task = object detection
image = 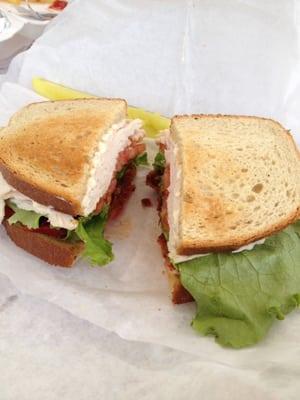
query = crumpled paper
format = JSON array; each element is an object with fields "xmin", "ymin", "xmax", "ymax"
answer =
[
  {"xmin": 0, "ymin": 272, "xmax": 285, "ymax": 400},
  {"xmin": 0, "ymin": 0, "xmax": 300, "ymax": 398}
]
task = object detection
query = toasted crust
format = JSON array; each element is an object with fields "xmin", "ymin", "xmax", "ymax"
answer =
[
  {"xmin": 0, "ymin": 98, "xmax": 127, "ymax": 216},
  {"xmin": 3, "ymin": 221, "xmax": 84, "ymax": 267},
  {"xmin": 177, "ymin": 208, "xmax": 299, "ymax": 255},
  {"xmin": 170, "ymin": 114, "xmax": 300, "ymax": 255},
  {"xmin": 0, "ymin": 162, "xmax": 75, "ymax": 214},
  {"xmin": 165, "ymin": 269, "xmax": 194, "ymax": 304},
  {"xmin": 157, "ymin": 234, "xmax": 193, "ymax": 304}
]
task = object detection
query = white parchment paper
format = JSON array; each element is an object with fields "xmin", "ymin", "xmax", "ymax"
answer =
[{"xmin": 0, "ymin": 1, "xmax": 300, "ymax": 398}]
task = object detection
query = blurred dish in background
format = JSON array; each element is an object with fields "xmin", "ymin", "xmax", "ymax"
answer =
[
  {"xmin": 0, "ymin": 8, "xmax": 26, "ymax": 73},
  {"xmin": 0, "ymin": 8, "xmax": 10, "ymax": 33},
  {"xmin": 0, "ymin": 0, "xmax": 68, "ymax": 41},
  {"xmin": 0, "ymin": 0, "xmax": 67, "ymax": 72},
  {"xmin": 3, "ymin": 1, "xmax": 52, "ymax": 2},
  {"xmin": 3, "ymin": 0, "xmax": 67, "ymax": 8},
  {"xmin": 1, "ymin": 0, "xmax": 68, "ymax": 22},
  {"xmin": 0, "ymin": 8, "xmax": 23, "ymax": 42}
]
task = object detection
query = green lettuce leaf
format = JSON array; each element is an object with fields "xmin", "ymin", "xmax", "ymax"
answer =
[
  {"xmin": 133, "ymin": 152, "xmax": 148, "ymax": 167},
  {"xmin": 7, "ymin": 202, "xmax": 42, "ymax": 229},
  {"xmin": 178, "ymin": 222, "xmax": 300, "ymax": 348},
  {"xmin": 116, "ymin": 167, "xmax": 127, "ymax": 181},
  {"xmin": 153, "ymin": 151, "xmax": 165, "ymax": 173},
  {"xmin": 65, "ymin": 229, "xmax": 81, "ymax": 242},
  {"xmin": 75, "ymin": 206, "xmax": 113, "ymax": 266}
]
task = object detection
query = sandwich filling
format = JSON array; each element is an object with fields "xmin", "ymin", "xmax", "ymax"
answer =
[
  {"xmin": 82, "ymin": 119, "xmax": 144, "ymax": 215},
  {"xmin": 0, "ymin": 174, "xmax": 78, "ymax": 230},
  {"xmin": 1, "ymin": 119, "xmax": 147, "ymax": 266}
]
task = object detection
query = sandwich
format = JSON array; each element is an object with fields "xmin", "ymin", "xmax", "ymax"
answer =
[
  {"xmin": 0, "ymin": 98, "xmax": 146, "ymax": 267},
  {"xmin": 147, "ymin": 114, "xmax": 300, "ymax": 348}
]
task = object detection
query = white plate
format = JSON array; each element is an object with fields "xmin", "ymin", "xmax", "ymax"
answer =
[
  {"xmin": 0, "ymin": 10, "xmax": 24, "ymax": 42},
  {"xmin": 0, "ymin": 1, "xmax": 62, "ymax": 27}
]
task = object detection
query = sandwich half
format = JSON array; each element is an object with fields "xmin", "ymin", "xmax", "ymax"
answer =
[
  {"xmin": 0, "ymin": 98, "xmax": 147, "ymax": 267},
  {"xmin": 147, "ymin": 114, "xmax": 300, "ymax": 347}
]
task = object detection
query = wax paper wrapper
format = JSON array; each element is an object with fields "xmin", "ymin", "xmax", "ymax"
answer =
[{"xmin": 0, "ymin": 0, "xmax": 300, "ymax": 398}]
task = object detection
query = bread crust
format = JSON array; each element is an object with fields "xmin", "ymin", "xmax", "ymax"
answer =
[
  {"xmin": 6, "ymin": 98, "xmax": 127, "ymax": 126},
  {"xmin": 3, "ymin": 221, "xmax": 84, "ymax": 267},
  {"xmin": 177, "ymin": 206, "xmax": 299, "ymax": 255},
  {"xmin": 0, "ymin": 162, "xmax": 77, "ymax": 215},
  {"xmin": 170, "ymin": 114, "xmax": 300, "ymax": 255},
  {"xmin": 172, "ymin": 113, "xmax": 300, "ymax": 160},
  {"xmin": 172, "ymin": 114, "xmax": 300, "ymax": 160},
  {"xmin": 156, "ymin": 233, "xmax": 193, "ymax": 304},
  {"xmin": 166, "ymin": 269, "xmax": 194, "ymax": 304}
]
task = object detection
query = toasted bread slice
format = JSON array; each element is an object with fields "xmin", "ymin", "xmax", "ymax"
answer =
[
  {"xmin": 0, "ymin": 98, "xmax": 127, "ymax": 216},
  {"xmin": 3, "ymin": 220, "xmax": 84, "ymax": 267},
  {"xmin": 169, "ymin": 115, "xmax": 300, "ymax": 255}
]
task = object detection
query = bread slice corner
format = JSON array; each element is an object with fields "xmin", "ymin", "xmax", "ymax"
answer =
[
  {"xmin": 3, "ymin": 221, "xmax": 84, "ymax": 267},
  {"xmin": 170, "ymin": 114, "xmax": 300, "ymax": 255}
]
